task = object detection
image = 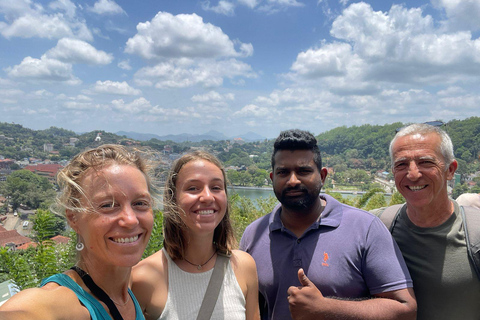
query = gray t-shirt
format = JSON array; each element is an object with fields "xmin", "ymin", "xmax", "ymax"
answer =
[{"xmin": 390, "ymin": 201, "xmax": 480, "ymax": 320}]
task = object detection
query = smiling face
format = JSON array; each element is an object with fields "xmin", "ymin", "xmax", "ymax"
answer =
[
  {"xmin": 68, "ymin": 164, "xmax": 154, "ymax": 268},
  {"xmin": 392, "ymin": 132, "xmax": 457, "ymax": 210},
  {"xmin": 175, "ymin": 159, "xmax": 227, "ymax": 237},
  {"xmin": 271, "ymin": 149, "xmax": 327, "ymax": 211}
]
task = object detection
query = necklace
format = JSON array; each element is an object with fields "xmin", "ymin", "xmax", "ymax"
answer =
[{"xmin": 184, "ymin": 250, "xmax": 217, "ymax": 270}]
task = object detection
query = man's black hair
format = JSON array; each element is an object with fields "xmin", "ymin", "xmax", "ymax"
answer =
[{"xmin": 271, "ymin": 129, "xmax": 322, "ymax": 171}]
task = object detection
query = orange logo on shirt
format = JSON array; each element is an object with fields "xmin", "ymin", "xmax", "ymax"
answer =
[{"xmin": 322, "ymin": 252, "xmax": 329, "ymax": 267}]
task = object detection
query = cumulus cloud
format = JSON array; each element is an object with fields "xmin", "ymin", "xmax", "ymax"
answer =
[
  {"xmin": 92, "ymin": 80, "xmax": 142, "ymax": 95},
  {"xmin": 0, "ymin": 1, "xmax": 93, "ymax": 41},
  {"xmin": 432, "ymin": 0, "xmax": 480, "ymax": 31},
  {"xmin": 6, "ymin": 56, "xmax": 81, "ymax": 84},
  {"xmin": 49, "ymin": 0, "xmax": 77, "ymax": 18},
  {"xmin": 191, "ymin": 90, "xmax": 235, "ymax": 102},
  {"xmin": 45, "ymin": 38, "xmax": 113, "ymax": 65},
  {"xmin": 111, "ymin": 97, "xmax": 151, "ymax": 113},
  {"xmin": 287, "ymin": 2, "xmax": 480, "ymax": 89},
  {"xmin": 134, "ymin": 59, "xmax": 256, "ymax": 89},
  {"xmin": 125, "ymin": 12, "xmax": 252, "ymax": 60},
  {"xmin": 202, "ymin": 1, "xmax": 235, "ymax": 16},
  {"xmin": 118, "ymin": 59, "xmax": 132, "ymax": 70},
  {"xmin": 88, "ymin": 0, "xmax": 126, "ymax": 15}
]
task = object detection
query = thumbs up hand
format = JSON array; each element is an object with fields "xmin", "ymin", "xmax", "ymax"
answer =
[{"xmin": 287, "ymin": 268, "xmax": 325, "ymax": 320}]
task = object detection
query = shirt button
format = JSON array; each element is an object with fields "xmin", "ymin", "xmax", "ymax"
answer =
[{"xmin": 296, "ymin": 239, "xmax": 301, "ymax": 244}]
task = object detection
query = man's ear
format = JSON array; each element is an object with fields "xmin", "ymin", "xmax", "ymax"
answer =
[
  {"xmin": 320, "ymin": 167, "xmax": 328, "ymax": 184},
  {"xmin": 270, "ymin": 172, "xmax": 273, "ymax": 182},
  {"xmin": 66, "ymin": 210, "xmax": 79, "ymax": 232},
  {"xmin": 446, "ymin": 159, "xmax": 458, "ymax": 180}
]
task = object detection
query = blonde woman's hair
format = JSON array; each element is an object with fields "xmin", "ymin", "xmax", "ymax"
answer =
[{"xmin": 53, "ymin": 144, "xmax": 159, "ymax": 216}]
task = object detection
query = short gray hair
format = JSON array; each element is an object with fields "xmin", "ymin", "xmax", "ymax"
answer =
[{"xmin": 389, "ymin": 123, "xmax": 455, "ymax": 167}]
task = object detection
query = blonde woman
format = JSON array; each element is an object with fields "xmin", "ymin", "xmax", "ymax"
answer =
[{"xmin": 0, "ymin": 145, "xmax": 157, "ymax": 320}]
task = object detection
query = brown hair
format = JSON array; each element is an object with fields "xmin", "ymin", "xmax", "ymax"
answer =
[
  {"xmin": 163, "ymin": 150, "xmax": 236, "ymax": 260},
  {"xmin": 53, "ymin": 144, "xmax": 159, "ymax": 216}
]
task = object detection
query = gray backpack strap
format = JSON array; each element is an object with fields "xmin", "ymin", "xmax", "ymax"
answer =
[
  {"xmin": 196, "ymin": 252, "xmax": 230, "ymax": 320},
  {"xmin": 378, "ymin": 204, "xmax": 405, "ymax": 232},
  {"xmin": 460, "ymin": 206, "xmax": 480, "ymax": 280}
]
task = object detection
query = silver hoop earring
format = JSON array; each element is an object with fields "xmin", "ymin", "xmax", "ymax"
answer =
[{"xmin": 76, "ymin": 242, "xmax": 84, "ymax": 251}]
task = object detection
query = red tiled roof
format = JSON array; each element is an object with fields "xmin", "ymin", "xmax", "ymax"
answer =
[
  {"xmin": 23, "ymin": 164, "xmax": 63, "ymax": 177},
  {"xmin": 51, "ymin": 235, "xmax": 70, "ymax": 244},
  {"xmin": 0, "ymin": 230, "xmax": 31, "ymax": 247},
  {"xmin": 15, "ymin": 242, "xmax": 37, "ymax": 250},
  {"xmin": 0, "ymin": 225, "xmax": 6, "ymax": 232}
]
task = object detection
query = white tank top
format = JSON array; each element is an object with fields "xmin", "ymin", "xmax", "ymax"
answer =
[{"xmin": 159, "ymin": 249, "xmax": 246, "ymax": 320}]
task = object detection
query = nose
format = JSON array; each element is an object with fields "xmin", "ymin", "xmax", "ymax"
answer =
[
  {"xmin": 118, "ymin": 206, "xmax": 139, "ymax": 228},
  {"xmin": 406, "ymin": 161, "xmax": 422, "ymax": 181},
  {"xmin": 286, "ymin": 172, "xmax": 301, "ymax": 187},
  {"xmin": 199, "ymin": 187, "xmax": 214, "ymax": 203}
]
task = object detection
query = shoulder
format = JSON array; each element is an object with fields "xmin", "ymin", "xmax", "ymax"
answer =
[
  {"xmin": 230, "ymin": 250, "xmax": 258, "ymax": 296},
  {"xmin": 132, "ymin": 250, "xmax": 167, "ymax": 284},
  {"xmin": 231, "ymin": 250, "xmax": 257, "ymax": 270},
  {"xmin": 0, "ymin": 281, "xmax": 88, "ymax": 320}
]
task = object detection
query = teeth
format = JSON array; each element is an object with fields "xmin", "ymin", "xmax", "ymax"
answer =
[
  {"xmin": 197, "ymin": 210, "xmax": 214, "ymax": 215},
  {"xmin": 409, "ymin": 185, "xmax": 426, "ymax": 191},
  {"xmin": 113, "ymin": 235, "xmax": 139, "ymax": 243}
]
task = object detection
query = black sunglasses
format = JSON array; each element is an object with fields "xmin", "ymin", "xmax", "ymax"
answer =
[{"xmin": 395, "ymin": 120, "xmax": 444, "ymax": 133}]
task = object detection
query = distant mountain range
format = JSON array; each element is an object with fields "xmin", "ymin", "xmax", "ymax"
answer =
[{"xmin": 116, "ymin": 130, "xmax": 267, "ymax": 143}]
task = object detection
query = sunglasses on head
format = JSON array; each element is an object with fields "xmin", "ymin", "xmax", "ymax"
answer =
[{"xmin": 395, "ymin": 120, "xmax": 444, "ymax": 133}]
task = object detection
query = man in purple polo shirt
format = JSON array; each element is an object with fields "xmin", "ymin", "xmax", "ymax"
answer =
[{"xmin": 240, "ymin": 129, "xmax": 416, "ymax": 320}]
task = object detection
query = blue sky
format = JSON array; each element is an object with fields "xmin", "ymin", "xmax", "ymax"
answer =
[{"xmin": 1, "ymin": 0, "xmax": 479, "ymax": 138}]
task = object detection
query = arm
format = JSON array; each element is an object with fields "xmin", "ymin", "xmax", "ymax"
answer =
[
  {"xmin": 0, "ymin": 284, "xmax": 88, "ymax": 320},
  {"xmin": 288, "ymin": 269, "xmax": 416, "ymax": 320},
  {"xmin": 231, "ymin": 250, "xmax": 260, "ymax": 320},
  {"xmin": 131, "ymin": 250, "xmax": 168, "ymax": 320}
]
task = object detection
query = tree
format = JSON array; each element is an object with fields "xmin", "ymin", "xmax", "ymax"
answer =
[{"xmin": 4, "ymin": 170, "xmax": 56, "ymax": 210}]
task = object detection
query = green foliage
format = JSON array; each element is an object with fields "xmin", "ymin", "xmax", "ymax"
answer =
[
  {"xmin": 229, "ymin": 193, "xmax": 277, "ymax": 242},
  {"xmin": 389, "ymin": 192, "xmax": 405, "ymax": 206},
  {"xmin": 143, "ymin": 210, "xmax": 164, "ymax": 258},
  {"xmin": 32, "ymin": 209, "xmax": 58, "ymax": 242},
  {"xmin": 3, "ymin": 170, "xmax": 56, "ymax": 210}
]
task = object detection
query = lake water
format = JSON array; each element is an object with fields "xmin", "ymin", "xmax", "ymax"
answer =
[{"xmin": 228, "ymin": 187, "xmax": 390, "ymax": 202}]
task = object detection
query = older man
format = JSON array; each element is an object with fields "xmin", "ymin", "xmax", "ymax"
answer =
[
  {"xmin": 241, "ymin": 129, "xmax": 416, "ymax": 320},
  {"xmin": 376, "ymin": 123, "xmax": 480, "ymax": 320}
]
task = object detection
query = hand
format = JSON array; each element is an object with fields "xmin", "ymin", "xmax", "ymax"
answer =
[{"xmin": 287, "ymin": 268, "xmax": 325, "ymax": 320}]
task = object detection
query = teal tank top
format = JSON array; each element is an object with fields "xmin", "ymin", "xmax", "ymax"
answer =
[{"xmin": 41, "ymin": 273, "xmax": 144, "ymax": 320}]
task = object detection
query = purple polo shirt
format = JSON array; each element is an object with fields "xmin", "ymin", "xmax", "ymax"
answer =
[{"xmin": 240, "ymin": 194, "xmax": 412, "ymax": 320}]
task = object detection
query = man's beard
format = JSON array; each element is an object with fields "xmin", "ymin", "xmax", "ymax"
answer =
[{"xmin": 276, "ymin": 185, "xmax": 321, "ymax": 210}]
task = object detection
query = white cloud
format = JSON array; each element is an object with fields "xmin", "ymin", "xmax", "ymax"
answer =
[
  {"xmin": 63, "ymin": 101, "xmax": 98, "ymax": 110},
  {"xmin": 287, "ymin": 2, "xmax": 480, "ymax": 90},
  {"xmin": 88, "ymin": 0, "xmax": 126, "ymax": 15},
  {"xmin": 432, "ymin": 0, "xmax": 480, "ymax": 31},
  {"xmin": 111, "ymin": 97, "xmax": 151, "ymax": 113},
  {"xmin": 45, "ymin": 38, "xmax": 113, "ymax": 65},
  {"xmin": 202, "ymin": 1, "xmax": 236, "ymax": 16},
  {"xmin": 6, "ymin": 56, "xmax": 81, "ymax": 84},
  {"xmin": 0, "ymin": 11, "xmax": 93, "ymax": 41},
  {"xmin": 49, "ymin": 0, "xmax": 77, "ymax": 18},
  {"xmin": 134, "ymin": 59, "xmax": 256, "ymax": 89},
  {"xmin": 234, "ymin": 104, "xmax": 273, "ymax": 117},
  {"xmin": 118, "ymin": 59, "xmax": 132, "ymax": 70},
  {"xmin": 191, "ymin": 90, "xmax": 235, "ymax": 102},
  {"xmin": 92, "ymin": 80, "xmax": 142, "ymax": 95},
  {"xmin": 125, "ymin": 12, "xmax": 251, "ymax": 60}
]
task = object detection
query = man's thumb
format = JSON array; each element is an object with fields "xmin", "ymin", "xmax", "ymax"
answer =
[{"xmin": 298, "ymin": 268, "xmax": 311, "ymax": 287}]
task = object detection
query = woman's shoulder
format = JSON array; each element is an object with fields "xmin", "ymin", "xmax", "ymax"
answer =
[
  {"xmin": 230, "ymin": 249, "xmax": 257, "ymax": 273},
  {"xmin": 0, "ymin": 279, "xmax": 88, "ymax": 320},
  {"xmin": 133, "ymin": 249, "xmax": 167, "ymax": 279}
]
